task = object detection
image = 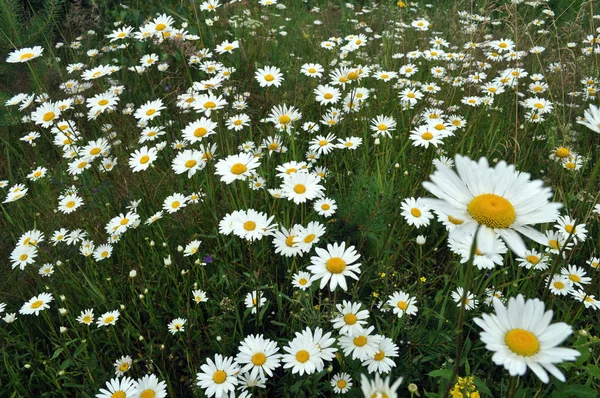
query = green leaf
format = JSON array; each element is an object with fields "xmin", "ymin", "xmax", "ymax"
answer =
[
  {"xmin": 558, "ymin": 384, "xmax": 598, "ymax": 398},
  {"xmin": 585, "ymin": 364, "xmax": 600, "ymax": 379},
  {"xmin": 427, "ymin": 369, "xmax": 452, "ymax": 379},
  {"xmin": 473, "ymin": 376, "xmax": 493, "ymax": 397}
]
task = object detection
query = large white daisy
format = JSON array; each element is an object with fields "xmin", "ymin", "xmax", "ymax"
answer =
[
  {"xmin": 422, "ymin": 154, "xmax": 562, "ymax": 257},
  {"xmin": 474, "ymin": 294, "xmax": 580, "ymax": 383},
  {"xmin": 307, "ymin": 242, "xmax": 361, "ymax": 291}
]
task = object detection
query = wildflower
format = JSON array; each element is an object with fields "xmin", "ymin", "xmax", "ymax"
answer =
[
  {"xmin": 308, "ymin": 242, "xmax": 361, "ymax": 292},
  {"xmin": 19, "ymin": 293, "xmax": 53, "ymax": 316},
  {"xmin": 167, "ymin": 318, "xmax": 187, "ymax": 334},
  {"xmin": 6, "ymin": 46, "xmax": 44, "ymax": 63},
  {"xmin": 387, "ymin": 291, "xmax": 418, "ymax": 318},
  {"xmin": 196, "ymin": 354, "xmax": 240, "ymax": 398}
]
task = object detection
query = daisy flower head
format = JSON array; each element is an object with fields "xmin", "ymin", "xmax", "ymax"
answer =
[
  {"xmin": 401, "ymin": 197, "xmax": 433, "ymax": 228},
  {"xmin": 570, "ymin": 290, "xmax": 600, "ymax": 310},
  {"xmin": 10, "ymin": 245, "xmax": 38, "ymax": 270},
  {"xmin": 577, "ymin": 103, "xmax": 600, "ymax": 133},
  {"xmin": 236, "ymin": 334, "xmax": 281, "ymax": 380},
  {"xmin": 309, "ymin": 133, "xmax": 337, "ymax": 155},
  {"xmin": 96, "ymin": 376, "xmax": 137, "ymax": 398},
  {"xmin": 281, "ymin": 330, "xmax": 322, "ymax": 376},
  {"xmin": 474, "ymin": 294, "xmax": 580, "ymax": 383},
  {"xmin": 39, "ymin": 263, "xmax": 54, "ymax": 277},
  {"xmin": 331, "ymin": 300, "xmax": 369, "ymax": 336},
  {"xmin": 370, "ymin": 115, "xmax": 397, "ymax": 138},
  {"xmin": 586, "ymin": 257, "xmax": 600, "ymax": 270},
  {"xmin": 516, "ymin": 249, "xmax": 548, "ymax": 270},
  {"xmin": 449, "ymin": 232, "xmax": 507, "ymax": 270},
  {"xmin": 192, "ymin": 289, "xmax": 209, "ymax": 303},
  {"xmin": 97, "ymin": 310, "xmax": 120, "ymax": 327},
  {"xmin": 197, "ymin": 354, "xmax": 240, "ymax": 398},
  {"xmin": 6, "ymin": 46, "xmax": 44, "ymax": 63},
  {"xmin": 19, "ymin": 292, "xmax": 53, "ymax": 316},
  {"xmin": 134, "ymin": 99, "xmax": 165, "ymax": 122},
  {"xmin": 301, "ymin": 63, "xmax": 324, "ymax": 78},
  {"xmin": 292, "ymin": 271, "xmax": 314, "ymax": 290},
  {"xmin": 163, "ymin": 193, "xmax": 187, "ymax": 214},
  {"xmin": 172, "ymin": 149, "xmax": 205, "ymax": 177},
  {"xmin": 281, "ymin": 172, "xmax": 325, "ymax": 204},
  {"xmin": 547, "ymin": 274, "xmax": 574, "ymax": 296},
  {"xmin": 360, "ymin": 373, "xmax": 403, "ymax": 398},
  {"xmin": 214, "ymin": 152, "xmax": 261, "ymax": 184},
  {"xmin": 422, "ymin": 154, "xmax": 562, "ymax": 258},
  {"xmin": 255, "ymin": 66, "xmax": 284, "ymax": 87},
  {"xmin": 245, "ymin": 291, "xmax": 267, "ymax": 314},
  {"xmin": 134, "ymin": 374, "xmax": 167, "ymax": 398},
  {"xmin": 554, "ymin": 215, "xmax": 587, "ymax": 244},
  {"xmin": 113, "ymin": 355, "xmax": 132, "ymax": 376},
  {"xmin": 308, "ymin": 242, "xmax": 361, "ymax": 292},
  {"xmin": 32, "ymin": 101, "xmax": 61, "ymax": 128},
  {"xmin": 331, "ymin": 372, "xmax": 352, "ymax": 394},
  {"xmin": 228, "ymin": 209, "xmax": 276, "ymax": 241},
  {"xmin": 338, "ymin": 325, "xmax": 382, "ymax": 361},
  {"xmin": 387, "ymin": 291, "xmax": 418, "ymax": 318},
  {"xmin": 451, "ymin": 287, "xmax": 478, "ymax": 310},
  {"xmin": 560, "ymin": 264, "xmax": 591, "ymax": 288},
  {"xmin": 167, "ymin": 318, "xmax": 186, "ymax": 335},
  {"xmin": 129, "ymin": 146, "xmax": 158, "ymax": 172},
  {"xmin": 267, "ymin": 104, "xmax": 302, "ymax": 133},
  {"xmin": 362, "ymin": 336, "xmax": 399, "ymax": 374}
]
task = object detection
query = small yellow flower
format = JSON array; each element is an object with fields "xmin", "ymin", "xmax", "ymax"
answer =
[
  {"xmin": 420, "ymin": 276, "xmax": 427, "ymax": 283},
  {"xmin": 380, "ymin": 272, "xmax": 386, "ymax": 278}
]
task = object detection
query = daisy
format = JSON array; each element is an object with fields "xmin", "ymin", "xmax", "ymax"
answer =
[
  {"xmin": 281, "ymin": 331, "xmax": 321, "ymax": 376},
  {"xmin": 586, "ymin": 257, "xmax": 600, "ymax": 270},
  {"xmin": 331, "ymin": 373, "xmax": 352, "ymax": 394},
  {"xmin": 196, "ymin": 354, "xmax": 240, "ymax": 398},
  {"xmin": 19, "ymin": 292, "xmax": 53, "ymax": 316},
  {"xmin": 76, "ymin": 309, "xmax": 94, "ymax": 325},
  {"xmin": 255, "ymin": 66, "xmax": 284, "ymax": 87},
  {"xmin": 129, "ymin": 146, "xmax": 158, "ymax": 172},
  {"xmin": 301, "ymin": 63, "xmax": 324, "ymax": 78},
  {"xmin": 422, "ymin": 154, "xmax": 562, "ymax": 258},
  {"xmin": 570, "ymin": 290, "xmax": 600, "ymax": 310},
  {"xmin": 338, "ymin": 325, "xmax": 382, "ymax": 361},
  {"xmin": 193, "ymin": 93, "xmax": 227, "ymax": 117},
  {"xmin": 336, "ymin": 136, "xmax": 362, "ymax": 150},
  {"xmin": 226, "ymin": 114, "xmax": 250, "ymax": 131},
  {"xmin": 58, "ymin": 193, "xmax": 84, "ymax": 214},
  {"xmin": 449, "ymin": 233, "xmax": 508, "ymax": 270},
  {"xmin": 281, "ymin": 172, "xmax": 324, "ymax": 204},
  {"xmin": 400, "ymin": 197, "xmax": 433, "ymax": 228},
  {"xmin": 6, "ymin": 46, "xmax": 44, "ymax": 63},
  {"xmin": 192, "ymin": 289, "xmax": 209, "ymax": 303},
  {"xmin": 370, "ymin": 115, "xmax": 396, "ymax": 138},
  {"xmin": 214, "ymin": 153, "xmax": 261, "ymax": 184},
  {"xmin": 134, "ymin": 374, "xmax": 167, "ymax": 398},
  {"xmin": 245, "ymin": 291, "xmax": 266, "ymax": 314},
  {"xmin": 292, "ymin": 271, "xmax": 314, "ymax": 290},
  {"xmin": 267, "ymin": 104, "xmax": 302, "ymax": 133},
  {"xmin": 308, "ymin": 242, "xmax": 361, "ymax": 292},
  {"xmin": 554, "ymin": 216, "xmax": 587, "ymax": 244},
  {"xmin": 96, "ymin": 376, "xmax": 137, "ymax": 398},
  {"xmin": 172, "ymin": 149, "xmax": 205, "ymax": 177},
  {"xmin": 271, "ymin": 226, "xmax": 303, "ymax": 257},
  {"xmin": 93, "ymin": 244, "xmax": 113, "ymax": 262},
  {"xmin": 167, "ymin": 318, "xmax": 187, "ymax": 335},
  {"xmin": 516, "ymin": 249, "xmax": 548, "ymax": 270},
  {"xmin": 10, "ymin": 245, "xmax": 37, "ymax": 270},
  {"xmin": 236, "ymin": 334, "xmax": 281, "ymax": 379},
  {"xmin": 163, "ymin": 193, "xmax": 187, "ymax": 214},
  {"xmin": 577, "ymin": 104, "xmax": 600, "ymax": 133},
  {"xmin": 97, "ymin": 310, "xmax": 120, "ymax": 327},
  {"xmin": 547, "ymin": 274, "xmax": 574, "ymax": 296},
  {"xmin": 314, "ymin": 84, "xmax": 341, "ymax": 105},
  {"xmin": 360, "ymin": 374, "xmax": 403, "ymax": 398},
  {"xmin": 32, "ymin": 102, "xmax": 60, "ymax": 128},
  {"xmin": 362, "ymin": 336, "xmax": 399, "ymax": 374},
  {"xmin": 451, "ymin": 287, "xmax": 478, "ymax": 310},
  {"xmin": 387, "ymin": 291, "xmax": 418, "ymax": 318},
  {"xmin": 114, "ymin": 355, "xmax": 133, "ymax": 376},
  {"xmin": 39, "ymin": 263, "xmax": 54, "ymax": 277},
  {"xmin": 560, "ymin": 264, "xmax": 591, "ymax": 288},
  {"xmin": 309, "ymin": 133, "xmax": 337, "ymax": 155},
  {"xmin": 134, "ymin": 99, "xmax": 165, "ymax": 122},
  {"xmin": 331, "ymin": 300, "xmax": 369, "ymax": 336},
  {"xmin": 474, "ymin": 294, "xmax": 580, "ymax": 383}
]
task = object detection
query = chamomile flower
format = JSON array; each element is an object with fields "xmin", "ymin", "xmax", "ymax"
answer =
[
  {"xmin": 113, "ymin": 355, "xmax": 133, "ymax": 376},
  {"xmin": 338, "ymin": 325, "xmax": 382, "ymax": 361},
  {"xmin": 331, "ymin": 373, "xmax": 352, "ymax": 393},
  {"xmin": 129, "ymin": 146, "xmax": 158, "ymax": 172},
  {"xmin": 39, "ymin": 263, "xmax": 54, "ymax": 277},
  {"xmin": 360, "ymin": 374, "xmax": 403, "ymax": 398},
  {"xmin": 362, "ymin": 337, "xmax": 399, "ymax": 374},
  {"xmin": 163, "ymin": 193, "xmax": 187, "ymax": 214},
  {"xmin": 313, "ymin": 197, "xmax": 337, "ymax": 217},
  {"xmin": 308, "ymin": 242, "xmax": 361, "ymax": 292},
  {"xmin": 19, "ymin": 293, "xmax": 53, "ymax": 316},
  {"xmin": 423, "ymin": 154, "xmax": 562, "ymax": 258},
  {"xmin": 331, "ymin": 300, "xmax": 369, "ymax": 336},
  {"xmin": 245, "ymin": 291, "xmax": 266, "ymax": 314},
  {"xmin": 401, "ymin": 197, "xmax": 433, "ymax": 228},
  {"xmin": 134, "ymin": 374, "xmax": 167, "ymax": 398},
  {"xmin": 134, "ymin": 99, "xmax": 165, "ymax": 122},
  {"xmin": 236, "ymin": 334, "xmax": 281, "ymax": 380},
  {"xmin": 577, "ymin": 103, "xmax": 600, "ymax": 133},
  {"xmin": 76, "ymin": 309, "xmax": 94, "ymax": 325},
  {"xmin": 474, "ymin": 294, "xmax": 580, "ymax": 383},
  {"xmin": 215, "ymin": 153, "xmax": 261, "ymax": 184},
  {"xmin": 97, "ymin": 310, "xmax": 120, "ymax": 327},
  {"xmin": 255, "ymin": 66, "xmax": 284, "ymax": 87},
  {"xmin": 192, "ymin": 289, "xmax": 209, "ymax": 303},
  {"xmin": 516, "ymin": 249, "xmax": 548, "ymax": 270},
  {"xmin": 281, "ymin": 172, "xmax": 325, "ymax": 204},
  {"xmin": 167, "ymin": 318, "xmax": 186, "ymax": 335},
  {"xmin": 451, "ymin": 287, "xmax": 478, "ymax": 310},
  {"xmin": 58, "ymin": 193, "xmax": 84, "ymax": 214},
  {"xmin": 6, "ymin": 46, "xmax": 44, "ymax": 63},
  {"xmin": 387, "ymin": 291, "xmax": 418, "ymax": 318},
  {"xmin": 554, "ymin": 216, "xmax": 587, "ymax": 244},
  {"xmin": 292, "ymin": 272, "xmax": 314, "ymax": 290},
  {"xmin": 172, "ymin": 149, "xmax": 205, "ymax": 177},
  {"xmin": 96, "ymin": 376, "xmax": 137, "ymax": 398},
  {"xmin": 281, "ymin": 331, "xmax": 321, "ymax": 376},
  {"xmin": 560, "ymin": 264, "xmax": 591, "ymax": 288}
]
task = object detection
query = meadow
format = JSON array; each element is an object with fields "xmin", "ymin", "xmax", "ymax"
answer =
[{"xmin": 1, "ymin": 0, "xmax": 600, "ymax": 396}]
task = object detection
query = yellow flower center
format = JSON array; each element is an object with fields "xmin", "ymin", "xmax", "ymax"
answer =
[
  {"xmin": 66, "ymin": 201, "xmax": 76, "ymax": 208},
  {"xmin": 380, "ymin": 74, "xmax": 389, "ymax": 79},
  {"xmin": 308, "ymin": 68, "xmax": 316, "ymax": 73},
  {"xmin": 20, "ymin": 52, "xmax": 35, "ymax": 60},
  {"xmin": 293, "ymin": 184, "xmax": 306, "ymax": 194},
  {"xmin": 347, "ymin": 71, "xmax": 359, "ymax": 80},
  {"xmin": 326, "ymin": 257, "xmax": 346, "ymax": 274},
  {"xmin": 185, "ymin": 160, "xmax": 197, "ymax": 168},
  {"xmin": 193, "ymin": 127, "xmax": 207, "ymax": 137},
  {"xmin": 279, "ymin": 115, "xmax": 291, "ymax": 124},
  {"xmin": 30, "ymin": 300, "xmax": 43, "ymax": 309},
  {"xmin": 244, "ymin": 221, "xmax": 256, "ymax": 231},
  {"xmin": 104, "ymin": 316, "xmax": 115, "ymax": 323},
  {"xmin": 467, "ymin": 194, "xmax": 516, "ymax": 229},
  {"xmin": 119, "ymin": 363, "xmax": 129, "ymax": 372},
  {"xmin": 434, "ymin": 123, "xmax": 445, "ymax": 130},
  {"xmin": 145, "ymin": 109, "xmax": 156, "ymax": 116},
  {"xmin": 234, "ymin": 120, "xmax": 243, "ymax": 126},
  {"xmin": 569, "ymin": 274, "xmax": 580, "ymax": 283},
  {"xmin": 139, "ymin": 156, "xmax": 150, "ymax": 164},
  {"xmin": 20, "ymin": 253, "xmax": 29, "ymax": 261},
  {"xmin": 304, "ymin": 234, "xmax": 315, "ymax": 243},
  {"xmin": 224, "ymin": 45, "xmax": 233, "ymax": 51},
  {"xmin": 268, "ymin": 143, "xmax": 279, "ymax": 150},
  {"xmin": 231, "ymin": 163, "xmax": 247, "ymax": 175},
  {"xmin": 344, "ymin": 313, "xmax": 357, "ymax": 325},
  {"xmin": 204, "ymin": 101, "xmax": 216, "ymax": 109},
  {"xmin": 321, "ymin": 204, "xmax": 331, "ymax": 211},
  {"xmin": 155, "ymin": 23, "xmax": 167, "ymax": 31},
  {"xmin": 505, "ymin": 329, "xmax": 540, "ymax": 356},
  {"xmin": 213, "ymin": 370, "xmax": 227, "ymax": 384},
  {"xmin": 499, "ymin": 42, "xmax": 507, "ymax": 48},
  {"xmin": 410, "ymin": 208, "xmax": 421, "ymax": 217},
  {"xmin": 378, "ymin": 124, "xmax": 387, "ymax": 131},
  {"xmin": 397, "ymin": 301, "xmax": 408, "ymax": 310},
  {"xmin": 373, "ymin": 350, "xmax": 385, "ymax": 361},
  {"xmin": 564, "ymin": 224, "xmax": 575, "ymax": 234},
  {"xmin": 296, "ymin": 350, "xmax": 309, "ymax": 363},
  {"xmin": 264, "ymin": 74, "xmax": 275, "ymax": 82},
  {"xmin": 421, "ymin": 132, "xmax": 433, "ymax": 140},
  {"xmin": 90, "ymin": 147, "xmax": 102, "ymax": 155},
  {"xmin": 252, "ymin": 353, "xmax": 267, "ymax": 366},
  {"xmin": 557, "ymin": 148, "xmax": 570, "ymax": 159},
  {"xmin": 111, "ymin": 391, "xmax": 126, "ymax": 398},
  {"xmin": 298, "ymin": 278, "xmax": 308, "ymax": 285},
  {"xmin": 319, "ymin": 140, "xmax": 328, "ymax": 147},
  {"xmin": 526, "ymin": 255, "xmax": 540, "ymax": 264},
  {"xmin": 285, "ymin": 235, "xmax": 296, "ymax": 247},
  {"xmin": 171, "ymin": 201, "xmax": 180, "ymax": 209},
  {"xmin": 337, "ymin": 379, "xmax": 347, "ymax": 389},
  {"xmin": 407, "ymin": 92, "xmax": 416, "ymax": 98},
  {"xmin": 324, "ymin": 93, "xmax": 333, "ymax": 99},
  {"xmin": 98, "ymin": 99, "xmax": 109, "ymax": 106},
  {"xmin": 353, "ymin": 335, "xmax": 367, "ymax": 347},
  {"xmin": 43, "ymin": 112, "xmax": 55, "ymax": 122}
]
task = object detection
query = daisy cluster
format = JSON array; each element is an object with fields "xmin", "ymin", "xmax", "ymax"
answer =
[{"xmin": 2, "ymin": 0, "xmax": 600, "ymax": 396}]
